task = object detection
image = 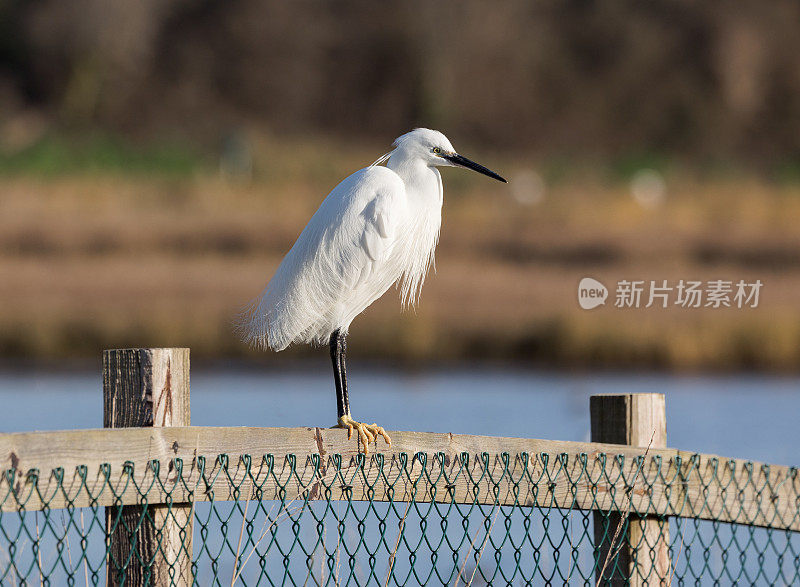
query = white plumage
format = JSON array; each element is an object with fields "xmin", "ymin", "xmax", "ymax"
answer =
[
  {"xmin": 239, "ymin": 128, "xmax": 450, "ymax": 350},
  {"xmin": 237, "ymin": 128, "xmax": 505, "ymax": 452}
]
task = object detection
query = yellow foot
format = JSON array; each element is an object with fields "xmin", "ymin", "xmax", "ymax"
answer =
[{"xmin": 335, "ymin": 415, "xmax": 392, "ymax": 455}]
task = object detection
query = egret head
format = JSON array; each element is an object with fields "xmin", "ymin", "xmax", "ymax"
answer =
[{"xmin": 391, "ymin": 128, "xmax": 507, "ymax": 183}]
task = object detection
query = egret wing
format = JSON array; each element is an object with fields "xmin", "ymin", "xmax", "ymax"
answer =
[
  {"xmin": 360, "ymin": 190, "xmax": 395, "ymax": 262},
  {"xmin": 238, "ymin": 166, "xmax": 408, "ymax": 350}
]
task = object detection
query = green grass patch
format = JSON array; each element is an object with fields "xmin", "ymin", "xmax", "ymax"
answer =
[{"xmin": 0, "ymin": 134, "xmax": 203, "ymax": 177}]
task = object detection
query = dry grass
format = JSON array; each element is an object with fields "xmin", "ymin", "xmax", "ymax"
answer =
[{"xmin": 1, "ymin": 154, "xmax": 800, "ymax": 370}]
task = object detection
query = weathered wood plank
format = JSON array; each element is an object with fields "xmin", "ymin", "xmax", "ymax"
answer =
[
  {"xmin": 103, "ymin": 348, "xmax": 192, "ymax": 587},
  {"xmin": 1, "ymin": 426, "xmax": 798, "ymax": 532},
  {"xmin": 592, "ymin": 394, "xmax": 671, "ymax": 586}
]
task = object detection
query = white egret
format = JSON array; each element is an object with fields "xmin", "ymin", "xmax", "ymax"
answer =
[{"xmin": 238, "ymin": 128, "xmax": 506, "ymax": 452}]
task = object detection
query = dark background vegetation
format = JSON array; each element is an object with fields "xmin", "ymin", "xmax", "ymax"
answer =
[
  {"xmin": 4, "ymin": 1, "xmax": 800, "ymax": 165},
  {"xmin": 1, "ymin": 1, "xmax": 799, "ymax": 370}
]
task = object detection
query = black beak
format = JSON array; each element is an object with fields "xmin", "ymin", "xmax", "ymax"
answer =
[{"xmin": 444, "ymin": 153, "xmax": 507, "ymax": 183}]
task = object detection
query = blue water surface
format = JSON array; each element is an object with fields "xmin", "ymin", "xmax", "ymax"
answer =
[{"xmin": 2, "ymin": 366, "xmax": 798, "ymax": 466}]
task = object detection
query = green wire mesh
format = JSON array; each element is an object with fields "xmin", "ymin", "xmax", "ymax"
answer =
[{"xmin": 1, "ymin": 451, "xmax": 799, "ymax": 585}]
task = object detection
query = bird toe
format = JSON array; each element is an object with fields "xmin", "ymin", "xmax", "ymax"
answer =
[{"xmin": 336, "ymin": 416, "xmax": 391, "ymax": 454}]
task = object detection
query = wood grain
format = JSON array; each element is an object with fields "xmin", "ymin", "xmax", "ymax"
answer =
[
  {"xmin": 591, "ymin": 394, "xmax": 671, "ymax": 586},
  {"xmin": 103, "ymin": 348, "xmax": 192, "ymax": 587},
  {"xmin": 1, "ymin": 425, "xmax": 797, "ymax": 533}
]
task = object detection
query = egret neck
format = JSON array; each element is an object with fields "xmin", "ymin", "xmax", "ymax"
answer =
[{"xmin": 387, "ymin": 151, "xmax": 443, "ymax": 208}]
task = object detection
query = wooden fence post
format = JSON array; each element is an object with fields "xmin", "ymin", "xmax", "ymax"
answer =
[
  {"xmin": 103, "ymin": 348, "xmax": 192, "ymax": 586},
  {"xmin": 591, "ymin": 393, "xmax": 670, "ymax": 586}
]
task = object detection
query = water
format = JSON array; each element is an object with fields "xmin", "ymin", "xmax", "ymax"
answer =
[{"xmin": 2, "ymin": 366, "xmax": 798, "ymax": 466}]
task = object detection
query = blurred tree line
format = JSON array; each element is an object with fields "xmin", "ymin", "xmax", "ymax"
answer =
[{"xmin": 2, "ymin": 0, "xmax": 800, "ymax": 166}]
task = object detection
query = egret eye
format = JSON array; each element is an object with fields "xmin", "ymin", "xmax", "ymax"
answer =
[{"xmin": 432, "ymin": 147, "xmax": 441, "ymax": 154}]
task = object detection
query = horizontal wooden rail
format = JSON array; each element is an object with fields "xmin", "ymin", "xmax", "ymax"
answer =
[{"xmin": 1, "ymin": 426, "xmax": 798, "ymax": 532}]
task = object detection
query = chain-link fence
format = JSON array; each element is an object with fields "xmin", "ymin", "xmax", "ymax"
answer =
[{"xmin": 2, "ymin": 447, "xmax": 799, "ymax": 585}]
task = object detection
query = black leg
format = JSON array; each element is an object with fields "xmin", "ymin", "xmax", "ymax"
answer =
[
  {"xmin": 330, "ymin": 329, "xmax": 350, "ymax": 419},
  {"xmin": 329, "ymin": 329, "xmax": 390, "ymax": 450},
  {"xmin": 338, "ymin": 331, "xmax": 350, "ymax": 416}
]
